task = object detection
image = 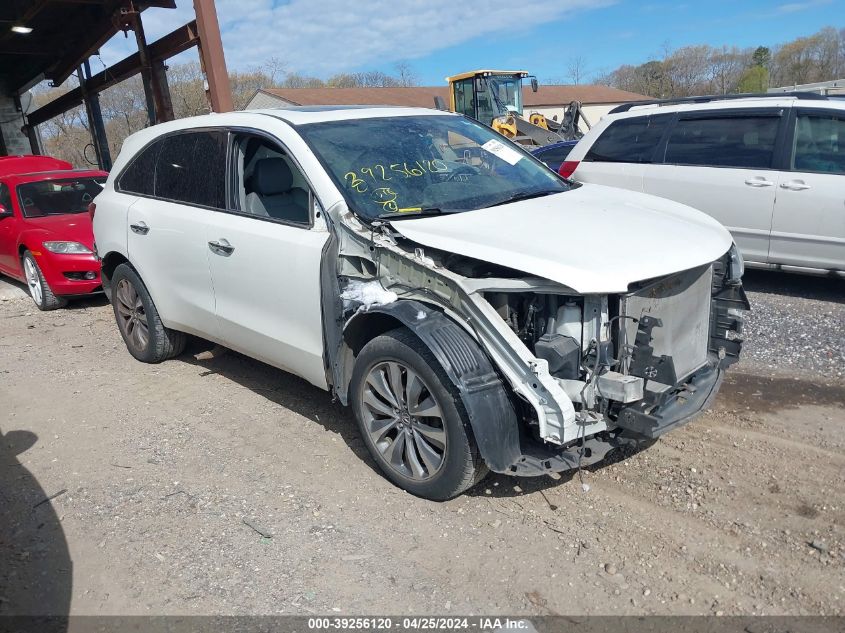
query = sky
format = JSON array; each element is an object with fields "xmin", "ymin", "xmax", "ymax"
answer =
[{"xmin": 94, "ymin": 0, "xmax": 845, "ymax": 86}]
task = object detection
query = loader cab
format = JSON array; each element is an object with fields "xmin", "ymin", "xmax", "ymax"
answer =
[{"xmin": 447, "ymin": 70, "xmax": 534, "ymax": 127}]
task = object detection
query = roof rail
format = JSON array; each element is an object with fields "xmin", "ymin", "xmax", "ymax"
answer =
[{"xmin": 609, "ymin": 92, "xmax": 828, "ymax": 114}]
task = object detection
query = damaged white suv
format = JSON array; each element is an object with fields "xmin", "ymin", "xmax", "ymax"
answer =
[{"xmin": 93, "ymin": 106, "xmax": 748, "ymax": 500}]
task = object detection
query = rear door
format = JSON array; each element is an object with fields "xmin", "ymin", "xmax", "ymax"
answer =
[
  {"xmin": 571, "ymin": 114, "xmax": 671, "ymax": 191},
  {"xmin": 770, "ymin": 108, "xmax": 845, "ymax": 270},
  {"xmin": 642, "ymin": 109, "xmax": 786, "ymax": 265},
  {"xmin": 124, "ymin": 130, "xmax": 227, "ymax": 337}
]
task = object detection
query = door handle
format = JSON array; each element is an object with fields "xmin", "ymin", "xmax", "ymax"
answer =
[
  {"xmin": 780, "ymin": 181, "xmax": 811, "ymax": 191},
  {"xmin": 208, "ymin": 238, "xmax": 235, "ymax": 256},
  {"xmin": 130, "ymin": 221, "xmax": 149, "ymax": 235},
  {"xmin": 744, "ymin": 178, "xmax": 774, "ymax": 187}
]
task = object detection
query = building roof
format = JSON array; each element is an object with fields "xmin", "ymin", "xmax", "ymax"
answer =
[{"xmin": 252, "ymin": 84, "xmax": 649, "ymax": 110}]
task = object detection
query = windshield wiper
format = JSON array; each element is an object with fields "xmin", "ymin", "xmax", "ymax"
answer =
[
  {"xmin": 377, "ymin": 207, "xmax": 447, "ymax": 220},
  {"xmin": 489, "ymin": 190, "xmax": 561, "ymax": 207}
]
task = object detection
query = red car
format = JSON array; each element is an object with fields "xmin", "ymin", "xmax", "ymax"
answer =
[{"xmin": 0, "ymin": 155, "xmax": 106, "ymax": 310}]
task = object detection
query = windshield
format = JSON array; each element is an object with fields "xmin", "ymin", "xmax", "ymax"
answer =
[
  {"xmin": 484, "ymin": 75, "xmax": 524, "ymax": 117},
  {"xmin": 299, "ymin": 115, "xmax": 569, "ymax": 221},
  {"xmin": 18, "ymin": 177, "xmax": 104, "ymax": 218}
]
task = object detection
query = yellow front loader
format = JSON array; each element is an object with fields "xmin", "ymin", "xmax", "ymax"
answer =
[{"xmin": 438, "ymin": 69, "xmax": 586, "ymax": 146}]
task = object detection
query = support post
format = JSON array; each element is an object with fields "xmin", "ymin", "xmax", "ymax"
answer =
[
  {"xmin": 193, "ymin": 0, "xmax": 233, "ymax": 113},
  {"xmin": 129, "ymin": 3, "xmax": 159, "ymax": 125},
  {"xmin": 82, "ymin": 60, "xmax": 112, "ymax": 170},
  {"xmin": 151, "ymin": 60, "xmax": 175, "ymax": 122}
]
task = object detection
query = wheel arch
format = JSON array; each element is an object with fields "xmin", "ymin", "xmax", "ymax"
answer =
[
  {"xmin": 341, "ymin": 300, "xmax": 523, "ymax": 472},
  {"xmin": 100, "ymin": 251, "xmax": 130, "ymax": 299}
]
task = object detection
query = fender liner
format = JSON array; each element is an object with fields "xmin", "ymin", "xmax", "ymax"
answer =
[{"xmin": 346, "ymin": 300, "xmax": 523, "ymax": 472}]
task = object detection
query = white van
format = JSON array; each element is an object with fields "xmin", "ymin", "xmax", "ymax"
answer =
[{"xmin": 564, "ymin": 94, "xmax": 845, "ymax": 276}]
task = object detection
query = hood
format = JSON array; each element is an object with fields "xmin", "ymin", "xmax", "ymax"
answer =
[
  {"xmin": 390, "ymin": 183, "xmax": 732, "ymax": 294},
  {"xmin": 23, "ymin": 213, "xmax": 94, "ymax": 249}
]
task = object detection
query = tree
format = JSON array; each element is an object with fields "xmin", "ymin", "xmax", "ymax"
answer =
[
  {"xmin": 737, "ymin": 65, "xmax": 769, "ymax": 93},
  {"xmin": 394, "ymin": 61, "xmax": 419, "ymax": 87},
  {"xmin": 566, "ymin": 56, "xmax": 588, "ymax": 85}
]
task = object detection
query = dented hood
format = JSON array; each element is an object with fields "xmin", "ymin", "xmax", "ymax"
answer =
[{"xmin": 390, "ymin": 183, "xmax": 733, "ymax": 294}]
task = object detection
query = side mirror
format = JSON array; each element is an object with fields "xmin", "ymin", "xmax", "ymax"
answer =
[
  {"xmin": 0, "ymin": 204, "xmax": 12, "ymax": 218},
  {"xmin": 530, "ymin": 77, "xmax": 539, "ymax": 93}
]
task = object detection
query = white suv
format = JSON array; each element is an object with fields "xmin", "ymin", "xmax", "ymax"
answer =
[
  {"xmin": 563, "ymin": 94, "xmax": 845, "ymax": 276},
  {"xmin": 93, "ymin": 106, "xmax": 747, "ymax": 500}
]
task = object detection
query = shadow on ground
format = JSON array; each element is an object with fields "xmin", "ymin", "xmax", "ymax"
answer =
[
  {"xmin": 0, "ymin": 427, "xmax": 71, "ymax": 630},
  {"xmin": 179, "ymin": 340, "xmax": 379, "ymax": 475},
  {"xmin": 742, "ymin": 269, "xmax": 845, "ymax": 303}
]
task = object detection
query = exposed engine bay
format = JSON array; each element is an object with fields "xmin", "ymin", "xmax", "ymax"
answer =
[{"xmin": 323, "ymin": 201, "xmax": 749, "ymax": 476}]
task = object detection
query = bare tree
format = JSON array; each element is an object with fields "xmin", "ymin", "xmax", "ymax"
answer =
[
  {"xmin": 566, "ymin": 56, "xmax": 588, "ymax": 85},
  {"xmin": 394, "ymin": 61, "xmax": 419, "ymax": 87}
]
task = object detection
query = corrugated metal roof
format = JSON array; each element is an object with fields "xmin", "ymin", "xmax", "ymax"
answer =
[{"xmin": 254, "ymin": 84, "xmax": 649, "ymax": 109}]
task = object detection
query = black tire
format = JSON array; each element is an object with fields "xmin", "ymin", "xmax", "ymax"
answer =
[
  {"xmin": 350, "ymin": 328, "xmax": 488, "ymax": 501},
  {"xmin": 110, "ymin": 263, "xmax": 186, "ymax": 363},
  {"xmin": 22, "ymin": 251, "xmax": 67, "ymax": 311}
]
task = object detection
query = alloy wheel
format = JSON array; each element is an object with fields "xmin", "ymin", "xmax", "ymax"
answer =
[
  {"xmin": 115, "ymin": 278, "xmax": 149, "ymax": 352},
  {"xmin": 23, "ymin": 257, "xmax": 42, "ymax": 305},
  {"xmin": 359, "ymin": 360, "xmax": 447, "ymax": 481}
]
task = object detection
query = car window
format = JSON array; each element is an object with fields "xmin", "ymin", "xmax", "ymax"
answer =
[
  {"xmin": 231, "ymin": 133, "xmax": 311, "ymax": 225},
  {"xmin": 792, "ymin": 113, "xmax": 845, "ymax": 175},
  {"xmin": 17, "ymin": 177, "xmax": 103, "ymax": 218},
  {"xmin": 536, "ymin": 146, "xmax": 573, "ymax": 165},
  {"xmin": 118, "ymin": 139, "xmax": 161, "ymax": 196},
  {"xmin": 663, "ymin": 115, "xmax": 780, "ymax": 169},
  {"xmin": 155, "ymin": 131, "xmax": 227, "ymax": 209},
  {"xmin": 299, "ymin": 114, "xmax": 569, "ymax": 221},
  {"xmin": 0, "ymin": 183, "xmax": 12, "ymax": 212},
  {"xmin": 585, "ymin": 115, "xmax": 669, "ymax": 163}
]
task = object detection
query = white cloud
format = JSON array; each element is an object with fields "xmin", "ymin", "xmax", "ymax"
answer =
[
  {"xmin": 774, "ymin": 0, "xmax": 832, "ymax": 13},
  {"xmin": 96, "ymin": 0, "xmax": 613, "ymax": 77}
]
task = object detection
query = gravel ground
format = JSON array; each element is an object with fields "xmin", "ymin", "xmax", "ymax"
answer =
[
  {"xmin": 739, "ymin": 270, "xmax": 845, "ymax": 380},
  {"xmin": 0, "ymin": 272, "xmax": 843, "ymax": 617}
]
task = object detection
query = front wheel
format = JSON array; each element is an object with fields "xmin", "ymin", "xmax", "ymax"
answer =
[
  {"xmin": 110, "ymin": 263, "xmax": 186, "ymax": 363},
  {"xmin": 22, "ymin": 251, "xmax": 66, "ymax": 311},
  {"xmin": 350, "ymin": 328, "xmax": 487, "ymax": 501}
]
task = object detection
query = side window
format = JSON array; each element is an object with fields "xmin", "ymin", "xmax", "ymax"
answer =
[
  {"xmin": 664, "ymin": 115, "xmax": 780, "ymax": 169},
  {"xmin": 585, "ymin": 115, "xmax": 668, "ymax": 163},
  {"xmin": 0, "ymin": 183, "xmax": 13, "ymax": 211},
  {"xmin": 155, "ymin": 131, "xmax": 227, "ymax": 208},
  {"xmin": 792, "ymin": 113, "xmax": 845, "ymax": 175},
  {"xmin": 231, "ymin": 134, "xmax": 311, "ymax": 225},
  {"xmin": 118, "ymin": 139, "xmax": 161, "ymax": 196},
  {"xmin": 453, "ymin": 79, "xmax": 475, "ymax": 118}
]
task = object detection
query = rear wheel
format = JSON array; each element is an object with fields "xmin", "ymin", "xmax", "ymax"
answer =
[
  {"xmin": 22, "ymin": 251, "xmax": 66, "ymax": 311},
  {"xmin": 350, "ymin": 328, "xmax": 487, "ymax": 500},
  {"xmin": 111, "ymin": 263, "xmax": 186, "ymax": 363}
]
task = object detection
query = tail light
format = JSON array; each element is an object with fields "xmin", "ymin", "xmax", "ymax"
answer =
[
  {"xmin": 88, "ymin": 202, "xmax": 96, "ymax": 220},
  {"xmin": 559, "ymin": 160, "xmax": 580, "ymax": 179}
]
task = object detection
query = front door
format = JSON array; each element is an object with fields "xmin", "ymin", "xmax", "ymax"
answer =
[
  {"xmin": 206, "ymin": 132, "xmax": 329, "ymax": 388},
  {"xmin": 770, "ymin": 109, "xmax": 845, "ymax": 271}
]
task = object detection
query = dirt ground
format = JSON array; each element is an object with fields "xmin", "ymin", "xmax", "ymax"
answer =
[{"xmin": 0, "ymin": 274, "xmax": 843, "ymax": 617}]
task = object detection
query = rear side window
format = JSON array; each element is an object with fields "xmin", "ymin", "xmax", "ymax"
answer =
[
  {"xmin": 585, "ymin": 115, "xmax": 668, "ymax": 163},
  {"xmin": 119, "ymin": 140, "xmax": 161, "ymax": 196},
  {"xmin": 792, "ymin": 113, "xmax": 845, "ymax": 175},
  {"xmin": 664, "ymin": 115, "xmax": 780, "ymax": 169},
  {"xmin": 155, "ymin": 131, "xmax": 227, "ymax": 209},
  {"xmin": 0, "ymin": 183, "xmax": 12, "ymax": 211}
]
